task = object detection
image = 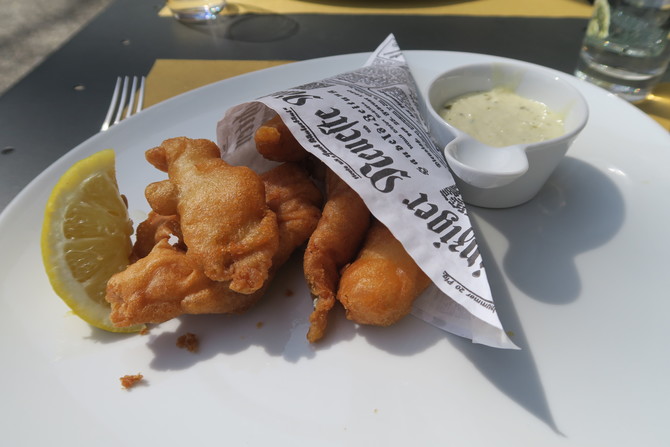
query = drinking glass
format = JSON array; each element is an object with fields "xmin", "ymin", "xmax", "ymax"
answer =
[
  {"xmin": 166, "ymin": 0, "xmax": 227, "ymax": 22},
  {"xmin": 575, "ymin": 0, "xmax": 670, "ymax": 102}
]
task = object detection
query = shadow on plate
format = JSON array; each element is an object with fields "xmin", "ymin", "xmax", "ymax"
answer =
[
  {"xmin": 353, "ymin": 224, "xmax": 563, "ymax": 434},
  {"xmin": 136, "ymin": 252, "xmax": 443, "ymax": 371},
  {"xmin": 143, "ymin": 297, "xmax": 443, "ymax": 372},
  {"xmin": 85, "ymin": 328, "xmax": 146, "ymax": 344},
  {"xmin": 472, "ymin": 157, "xmax": 625, "ymax": 305},
  {"xmin": 126, "ymin": 250, "xmax": 445, "ymax": 371},
  {"xmin": 354, "ymin": 313, "xmax": 445, "ymax": 356},
  {"xmin": 444, "ymin": 156, "xmax": 624, "ymax": 435},
  {"xmin": 140, "ymin": 258, "xmax": 319, "ymax": 370},
  {"xmin": 448, "ymin": 223, "xmax": 563, "ymax": 435}
]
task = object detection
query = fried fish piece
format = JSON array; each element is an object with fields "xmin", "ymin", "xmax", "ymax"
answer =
[
  {"xmin": 304, "ymin": 169, "xmax": 370, "ymax": 342},
  {"xmin": 337, "ymin": 220, "xmax": 431, "ymax": 327},
  {"xmin": 254, "ymin": 114, "xmax": 308, "ymax": 162},
  {"xmin": 144, "ymin": 137, "xmax": 279, "ymax": 294},
  {"xmin": 261, "ymin": 163, "xmax": 323, "ymax": 267},
  {"xmin": 108, "ymin": 239, "xmax": 263, "ymax": 326},
  {"xmin": 107, "ymin": 163, "xmax": 322, "ymax": 327}
]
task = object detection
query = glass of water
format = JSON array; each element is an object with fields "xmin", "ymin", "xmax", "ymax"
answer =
[
  {"xmin": 166, "ymin": 0, "xmax": 227, "ymax": 22},
  {"xmin": 575, "ymin": 0, "xmax": 670, "ymax": 102}
]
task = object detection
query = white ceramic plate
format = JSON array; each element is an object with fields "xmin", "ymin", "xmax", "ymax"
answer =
[{"xmin": 1, "ymin": 52, "xmax": 668, "ymax": 446}]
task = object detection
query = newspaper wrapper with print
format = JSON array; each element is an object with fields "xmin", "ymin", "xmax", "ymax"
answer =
[{"xmin": 216, "ymin": 34, "xmax": 518, "ymax": 349}]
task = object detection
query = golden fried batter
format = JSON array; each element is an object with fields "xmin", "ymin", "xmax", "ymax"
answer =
[
  {"xmin": 130, "ymin": 211, "xmax": 184, "ymax": 262},
  {"xmin": 304, "ymin": 169, "xmax": 370, "ymax": 342},
  {"xmin": 144, "ymin": 137, "xmax": 279, "ymax": 294},
  {"xmin": 107, "ymin": 163, "xmax": 322, "ymax": 327},
  {"xmin": 254, "ymin": 114, "xmax": 308, "ymax": 162},
  {"xmin": 120, "ymin": 374, "xmax": 144, "ymax": 389},
  {"xmin": 261, "ymin": 163, "xmax": 322, "ymax": 267},
  {"xmin": 108, "ymin": 239, "xmax": 262, "ymax": 326},
  {"xmin": 337, "ymin": 220, "xmax": 431, "ymax": 327}
]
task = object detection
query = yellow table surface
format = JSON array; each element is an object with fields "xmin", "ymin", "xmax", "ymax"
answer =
[
  {"xmin": 159, "ymin": 0, "xmax": 593, "ymax": 18},
  {"xmin": 144, "ymin": 59, "xmax": 292, "ymax": 107}
]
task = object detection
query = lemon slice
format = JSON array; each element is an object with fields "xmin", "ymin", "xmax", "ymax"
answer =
[
  {"xmin": 587, "ymin": 0, "xmax": 611, "ymax": 40},
  {"xmin": 41, "ymin": 149, "xmax": 143, "ymax": 332}
]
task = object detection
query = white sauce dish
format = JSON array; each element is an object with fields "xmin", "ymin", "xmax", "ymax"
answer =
[{"xmin": 425, "ymin": 61, "xmax": 589, "ymax": 208}]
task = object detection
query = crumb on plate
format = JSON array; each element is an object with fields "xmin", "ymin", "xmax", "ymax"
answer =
[
  {"xmin": 176, "ymin": 332, "xmax": 199, "ymax": 353},
  {"xmin": 120, "ymin": 374, "xmax": 144, "ymax": 389}
]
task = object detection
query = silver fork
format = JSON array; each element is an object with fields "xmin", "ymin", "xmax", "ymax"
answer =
[{"xmin": 100, "ymin": 76, "xmax": 146, "ymax": 131}]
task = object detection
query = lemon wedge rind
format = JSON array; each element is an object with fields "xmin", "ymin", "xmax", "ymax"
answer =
[{"xmin": 41, "ymin": 149, "xmax": 144, "ymax": 333}]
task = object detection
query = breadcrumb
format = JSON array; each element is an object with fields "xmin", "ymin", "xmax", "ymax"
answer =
[
  {"xmin": 120, "ymin": 374, "xmax": 144, "ymax": 389},
  {"xmin": 176, "ymin": 332, "xmax": 199, "ymax": 353}
]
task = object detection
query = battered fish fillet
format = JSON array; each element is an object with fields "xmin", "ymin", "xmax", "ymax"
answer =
[
  {"xmin": 304, "ymin": 169, "xmax": 370, "ymax": 342},
  {"xmin": 106, "ymin": 163, "xmax": 322, "ymax": 327},
  {"xmin": 108, "ymin": 239, "xmax": 257, "ymax": 326},
  {"xmin": 254, "ymin": 114, "xmax": 308, "ymax": 162},
  {"xmin": 337, "ymin": 220, "xmax": 431, "ymax": 327},
  {"xmin": 144, "ymin": 137, "xmax": 279, "ymax": 294}
]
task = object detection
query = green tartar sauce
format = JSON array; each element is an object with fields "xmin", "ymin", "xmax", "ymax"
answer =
[{"xmin": 439, "ymin": 87, "xmax": 565, "ymax": 147}]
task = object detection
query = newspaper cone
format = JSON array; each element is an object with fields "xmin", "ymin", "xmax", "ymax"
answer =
[{"xmin": 217, "ymin": 34, "xmax": 518, "ymax": 349}]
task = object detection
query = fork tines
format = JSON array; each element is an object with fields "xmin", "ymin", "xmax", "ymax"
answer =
[{"xmin": 100, "ymin": 75, "xmax": 146, "ymax": 131}]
